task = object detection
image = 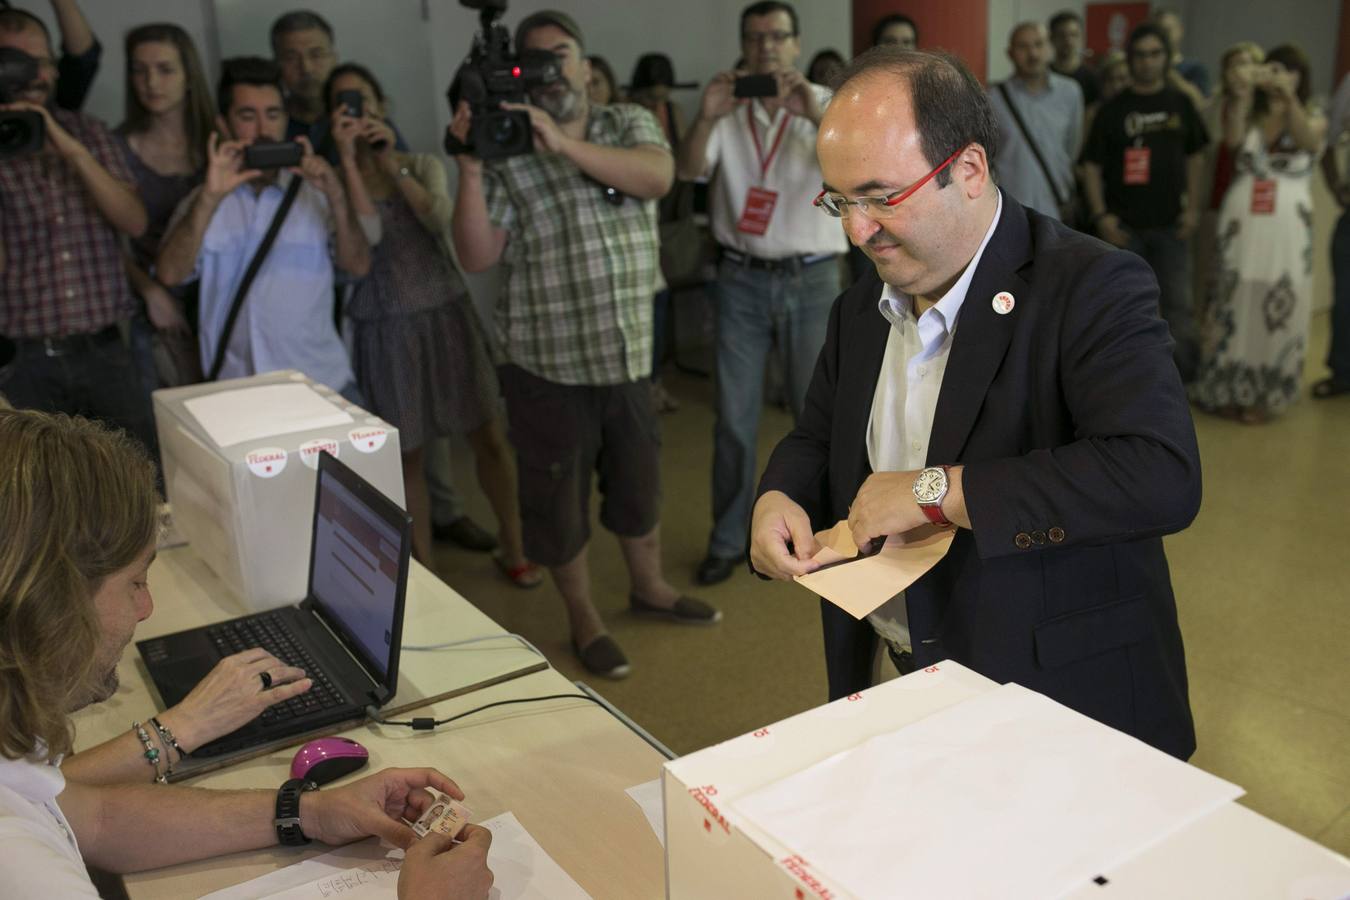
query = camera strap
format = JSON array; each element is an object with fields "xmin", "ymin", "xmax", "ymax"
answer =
[{"xmin": 207, "ymin": 175, "xmax": 303, "ymax": 381}]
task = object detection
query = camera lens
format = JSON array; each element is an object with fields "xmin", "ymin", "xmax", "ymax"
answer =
[{"xmin": 490, "ymin": 115, "xmax": 520, "ymax": 147}]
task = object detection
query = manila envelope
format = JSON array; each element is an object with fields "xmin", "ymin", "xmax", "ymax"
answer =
[{"xmin": 794, "ymin": 521, "xmax": 955, "ymax": 619}]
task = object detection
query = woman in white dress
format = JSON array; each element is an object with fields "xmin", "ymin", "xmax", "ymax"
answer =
[{"xmin": 1192, "ymin": 45, "xmax": 1327, "ymax": 423}]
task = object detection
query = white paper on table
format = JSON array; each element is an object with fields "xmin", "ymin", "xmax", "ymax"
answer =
[
  {"xmin": 201, "ymin": 812, "xmax": 590, "ymax": 900},
  {"xmin": 185, "ymin": 383, "xmax": 354, "ymax": 448},
  {"xmin": 733, "ymin": 683, "xmax": 1244, "ymax": 900},
  {"xmin": 626, "ymin": 779, "xmax": 665, "ymax": 847}
]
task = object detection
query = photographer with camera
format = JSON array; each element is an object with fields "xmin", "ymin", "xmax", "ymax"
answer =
[
  {"xmin": 450, "ymin": 8, "xmax": 720, "ymax": 679},
  {"xmin": 0, "ymin": 9, "xmax": 155, "ymax": 452},
  {"xmin": 676, "ymin": 0, "xmax": 847, "ymax": 587},
  {"xmin": 156, "ymin": 57, "xmax": 371, "ymax": 399}
]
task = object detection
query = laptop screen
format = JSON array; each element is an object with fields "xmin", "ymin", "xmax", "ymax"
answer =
[{"xmin": 308, "ymin": 457, "xmax": 407, "ymax": 684}]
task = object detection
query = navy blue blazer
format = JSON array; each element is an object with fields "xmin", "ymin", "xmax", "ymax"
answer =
[{"xmin": 756, "ymin": 197, "xmax": 1201, "ymax": 759}]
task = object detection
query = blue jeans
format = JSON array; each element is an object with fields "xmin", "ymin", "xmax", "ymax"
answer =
[
  {"xmin": 707, "ymin": 256, "xmax": 839, "ymax": 559},
  {"xmin": 1327, "ymin": 208, "xmax": 1350, "ymax": 382},
  {"xmin": 1126, "ymin": 226, "xmax": 1197, "ymax": 382}
]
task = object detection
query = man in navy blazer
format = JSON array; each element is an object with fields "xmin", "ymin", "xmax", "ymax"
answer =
[{"xmin": 749, "ymin": 48, "xmax": 1201, "ymax": 759}]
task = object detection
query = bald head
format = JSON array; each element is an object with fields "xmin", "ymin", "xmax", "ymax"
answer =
[
  {"xmin": 817, "ymin": 55, "xmax": 1000, "ymax": 301},
  {"xmin": 1008, "ymin": 22, "xmax": 1050, "ymax": 81},
  {"xmin": 827, "ymin": 48, "xmax": 999, "ymax": 191}
]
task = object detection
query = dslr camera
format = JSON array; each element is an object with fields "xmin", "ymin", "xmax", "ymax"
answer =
[
  {"xmin": 443, "ymin": 0, "xmax": 562, "ymax": 160},
  {"xmin": 0, "ymin": 47, "xmax": 45, "ymax": 159}
]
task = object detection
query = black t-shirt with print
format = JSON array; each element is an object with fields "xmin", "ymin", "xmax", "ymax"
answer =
[{"xmin": 1082, "ymin": 87, "xmax": 1209, "ymax": 229}]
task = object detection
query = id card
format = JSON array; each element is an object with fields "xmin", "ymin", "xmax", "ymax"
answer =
[
  {"xmin": 1123, "ymin": 147, "xmax": 1151, "ymax": 185},
  {"xmin": 736, "ymin": 186, "xmax": 779, "ymax": 236},
  {"xmin": 411, "ymin": 793, "xmax": 472, "ymax": 839},
  {"xmin": 1251, "ymin": 179, "xmax": 1276, "ymax": 215}
]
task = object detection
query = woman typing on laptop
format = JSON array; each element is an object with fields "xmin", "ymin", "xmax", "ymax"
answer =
[
  {"xmin": 61, "ymin": 637, "xmax": 312, "ymax": 784},
  {"xmin": 0, "ymin": 409, "xmax": 492, "ymax": 898}
]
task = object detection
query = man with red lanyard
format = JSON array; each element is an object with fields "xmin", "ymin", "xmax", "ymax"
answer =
[
  {"xmin": 678, "ymin": 0, "xmax": 847, "ymax": 587},
  {"xmin": 1081, "ymin": 22, "xmax": 1208, "ymax": 384}
]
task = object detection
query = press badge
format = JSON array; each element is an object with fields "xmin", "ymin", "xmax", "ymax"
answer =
[
  {"xmin": 1123, "ymin": 146, "xmax": 1151, "ymax": 185},
  {"xmin": 1251, "ymin": 179, "xmax": 1276, "ymax": 214},
  {"xmin": 737, "ymin": 186, "xmax": 779, "ymax": 235}
]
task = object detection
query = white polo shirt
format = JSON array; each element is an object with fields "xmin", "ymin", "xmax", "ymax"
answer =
[
  {"xmin": 702, "ymin": 84, "xmax": 849, "ymax": 259},
  {"xmin": 0, "ymin": 749, "xmax": 98, "ymax": 897},
  {"xmin": 866, "ymin": 192, "xmax": 1003, "ymax": 648}
]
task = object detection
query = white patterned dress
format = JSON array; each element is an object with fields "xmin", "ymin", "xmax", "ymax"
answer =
[{"xmin": 1191, "ymin": 127, "xmax": 1317, "ymax": 415}]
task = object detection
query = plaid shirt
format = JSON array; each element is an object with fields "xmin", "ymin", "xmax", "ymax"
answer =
[
  {"xmin": 484, "ymin": 102, "xmax": 668, "ymax": 386},
  {"xmin": 0, "ymin": 109, "xmax": 136, "ymax": 338}
]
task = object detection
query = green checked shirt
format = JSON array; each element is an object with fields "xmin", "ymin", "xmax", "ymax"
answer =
[{"xmin": 484, "ymin": 102, "xmax": 668, "ymax": 386}]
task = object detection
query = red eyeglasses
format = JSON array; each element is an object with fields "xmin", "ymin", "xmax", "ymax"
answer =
[{"xmin": 813, "ymin": 144, "xmax": 968, "ymax": 219}]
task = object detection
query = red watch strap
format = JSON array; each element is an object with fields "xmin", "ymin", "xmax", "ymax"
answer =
[
  {"xmin": 920, "ymin": 465, "xmax": 952, "ymax": 527},
  {"xmin": 920, "ymin": 502, "xmax": 952, "ymax": 527}
]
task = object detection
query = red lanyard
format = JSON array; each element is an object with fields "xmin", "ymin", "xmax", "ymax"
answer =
[{"xmin": 748, "ymin": 104, "xmax": 791, "ymax": 182}]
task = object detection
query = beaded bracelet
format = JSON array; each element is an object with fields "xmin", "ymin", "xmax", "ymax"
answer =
[
  {"xmin": 132, "ymin": 720, "xmax": 168, "ymax": 784},
  {"xmin": 148, "ymin": 716, "xmax": 185, "ymax": 763}
]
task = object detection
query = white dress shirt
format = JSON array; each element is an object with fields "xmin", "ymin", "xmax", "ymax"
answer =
[
  {"xmin": 0, "ymin": 749, "xmax": 98, "ymax": 896},
  {"xmin": 866, "ymin": 192, "xmax": 1004, "ymax": 647},
  {"xmin": 702, "ymin": 84, "xmax": 849, "ymax": 258}
]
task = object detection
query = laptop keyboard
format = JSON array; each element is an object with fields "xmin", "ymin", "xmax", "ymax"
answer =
[{"xmin": 207, "ymin": 612, "xmax": 347, "ymax": 725}]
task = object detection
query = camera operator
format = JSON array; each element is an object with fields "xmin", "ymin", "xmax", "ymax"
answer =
[
  {"xmin": 676, "ymin": 1, "xmax": 847, "ymax": 587},
  {"xmin": 156, "ymin": 57, "xmax": 371, "ymax": 400},
  {"xmin": 450, "ymin": 9, "xmax": 721, "ymax": 680},
  {"xmin": 0, "ymin": 2, "xmax": 101, "ymax": 110},
  {"xmin": 0, "ymin": 9, "xmax": 155, "ymax": 452}
]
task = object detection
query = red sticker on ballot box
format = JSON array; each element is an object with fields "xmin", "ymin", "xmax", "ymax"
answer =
[
  {"xmin": 1123, "ymin": 146, "xmax": 1151, "ymax": 185},
  {"xmin": 245, "ymin": 447, "xmax": 288, "ymax": 478},
  {"xmin": 299, "ymin": 439, "xmax": 339, "ymax": 469},
  {"xmin": 348, "ymin": 427, "xmax": 388, "ymax": 453}
]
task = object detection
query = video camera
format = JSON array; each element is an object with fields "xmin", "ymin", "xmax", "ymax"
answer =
[
  {"xmin": 0, "ymin": 47, "xmax": 45, "ymax": 159},
  {"xmin": 443, "ymin": 0, "xmax": 562, "ymax": 160}
]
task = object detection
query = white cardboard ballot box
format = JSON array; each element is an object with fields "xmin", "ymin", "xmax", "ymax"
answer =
[
  {"xmin": 153, "ymin": 370, "xmax": 404, "ymax": 611},
  {"xmin": 662, "ymin": 662, "xmax": 1350, "ymax": 900},
  {"xmin": 663, "ymin": 661, "xmax": 997, "ymax": 900}
]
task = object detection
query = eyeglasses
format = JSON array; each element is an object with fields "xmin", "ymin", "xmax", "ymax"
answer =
[
  {"xmin": 813, "ymin": 145, "xmax": 967, "ymax": 219},
  {"xmin": 742, "ymin": 30, "xmax": 795, "ymax": 46},
  {"xmin": 278, "ymin": 47, "xmax": 334, "ymax": 67}
]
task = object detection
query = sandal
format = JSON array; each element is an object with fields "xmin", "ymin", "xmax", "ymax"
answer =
[
  {"xmin": 493, "ymin": 552, "xmax": 544, "ymax": 588},
  {"xmin": 1311, "ymin": 377, "xmax": 1350, "ymax": 400}
]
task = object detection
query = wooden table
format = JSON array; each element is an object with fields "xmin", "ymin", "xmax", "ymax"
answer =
[{"xmin": 71, "ymin": 547, "xmax": 667, "ymax": 899}]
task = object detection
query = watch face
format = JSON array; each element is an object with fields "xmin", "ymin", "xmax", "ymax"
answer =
[{"xmin": 914, "ymin": 468, "xmax": 946, "ymax": 503}]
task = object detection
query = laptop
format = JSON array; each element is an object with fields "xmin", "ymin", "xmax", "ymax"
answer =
[{"xmin": 138, "ymin": 450, "xmax": 412, "ymax": 773}]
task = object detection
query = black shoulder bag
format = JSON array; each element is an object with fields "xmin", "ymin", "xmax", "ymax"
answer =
[
  {"xmin": 997, "ymin": 82, "xmax": 1079, "ymax": 226},
  {"xmin": 206, "ymin": 176, "xmax": 303, "ymax": 380}
]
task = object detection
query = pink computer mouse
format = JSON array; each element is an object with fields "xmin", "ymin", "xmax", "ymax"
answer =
[{"xmin": 291, "ymin": 737, "xmax": 369, "ymax": 785}]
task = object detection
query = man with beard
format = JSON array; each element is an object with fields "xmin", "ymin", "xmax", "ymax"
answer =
[
  {"xmin": 270, "ymin": 10, "xmax": 336, "ymax": 143},
  {"xmin": 678, "ymin": 0, "xmax": 848, "ymax": 588},
  {"xmin": 0, "ymin": 409, "xmax": 495, "ymax": 898},
  {"xmin": 748, "ymin": 48, "xmax": 1201, "ymax": 760},
  {"xmin": 450, "ymin": 10, "xmax": 720, "ymax": 680},
  {"xmin": 157, "ymin": 56, "xmax": 370, "ymax": 400},
  {"xmin": 0, "ymin": 9, "xmax": 153, "ymax": 452}
]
